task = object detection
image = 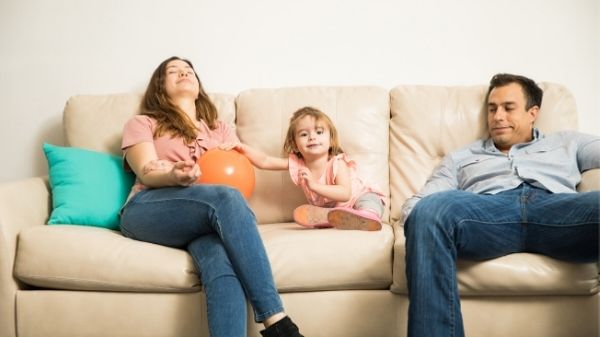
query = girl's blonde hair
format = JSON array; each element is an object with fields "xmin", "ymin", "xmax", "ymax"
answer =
[
  {"xmin": 140, "ymin": 56, "xmax": 218, "ymax": 144},
  {"xmin": 283, "ymin": 106, "xmax": 344, "ymax": 159}
]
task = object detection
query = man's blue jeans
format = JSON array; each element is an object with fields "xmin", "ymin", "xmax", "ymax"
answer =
[
  {"xmin": 120, "ymin": 185, "xmax": 284, "ymax": 337},
  {"xmin": 404, "ymin": 184, "xmax": 599, "ymax": 337}
]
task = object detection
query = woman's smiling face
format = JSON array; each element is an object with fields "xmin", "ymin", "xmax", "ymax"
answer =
[{"xmin": 163, "ymin": 59, "xmax": 200, "ymax": 99}]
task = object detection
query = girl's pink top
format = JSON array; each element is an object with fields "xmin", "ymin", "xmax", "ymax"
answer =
[
  {"xmin": 121, "ymin": 115, "xmax": 239, "ymax": 196},
  {"xmin": 288, "ymin": 153, "xmax": 385, "ymax": 208}
]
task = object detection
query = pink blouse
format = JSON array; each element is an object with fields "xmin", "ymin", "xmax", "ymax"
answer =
[
  {"xmin": 121, "ymin": 115, "xmax": 239, "ymax": 196},
  {"xmin": 288, "ymin": 153, "xmax": 385, "ymax": 208}
]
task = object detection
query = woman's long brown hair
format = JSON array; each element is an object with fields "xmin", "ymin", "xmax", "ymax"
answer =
[{"xmin": 141, "ymin": 56, "xmax": 218, "ymax": 144}]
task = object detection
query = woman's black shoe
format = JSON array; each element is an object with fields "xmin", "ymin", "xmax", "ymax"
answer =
[{"xmin": 260, "ymin": 316, "xmax": 304, "ymax": 337}]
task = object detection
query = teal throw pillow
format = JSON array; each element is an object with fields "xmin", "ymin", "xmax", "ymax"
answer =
[{"xmin": 43, "ymin": 143, "xmax": 135, "ymax": 230}]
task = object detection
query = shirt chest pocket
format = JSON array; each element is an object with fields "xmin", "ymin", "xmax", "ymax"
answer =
[
  {"xmin": 458, "ymin": 156, "xmax": 497, "ymax": 169},
  {"xmin": 457, "ymin": 156, "xmax": 504, "ymax": 185}
]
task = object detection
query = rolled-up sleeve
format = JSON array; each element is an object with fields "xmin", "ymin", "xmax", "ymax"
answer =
[
  {"xmin": 122, "ymin": 115, "xmax": 154, "ymax": 152},
  {"xmin": 574, "ymin": 132, "xmax": 600, "ymax": 172}
]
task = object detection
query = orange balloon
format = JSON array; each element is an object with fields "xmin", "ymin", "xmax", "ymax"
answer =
[{"xmin": 196, "ymin": 149, "xmax": 255, "ymax": 199}]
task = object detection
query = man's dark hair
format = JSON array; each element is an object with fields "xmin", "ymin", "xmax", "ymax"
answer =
[{"xmin": 486, "ymin": 73, "xmax": 543, "ymax": 110}]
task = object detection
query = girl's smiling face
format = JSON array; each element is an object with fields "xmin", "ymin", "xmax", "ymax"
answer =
[{"xmin": 293, "ymin": 115, "xmax": 332, "ymax": 159}]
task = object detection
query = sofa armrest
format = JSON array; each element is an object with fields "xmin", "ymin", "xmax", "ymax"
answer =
[
  {"xmin": 577, "ymin": 168, "xmax": 600, "ymax": 192},
  {"xmin": 0, "ymin": 176, "xmax": 51, "ymax": 337}
]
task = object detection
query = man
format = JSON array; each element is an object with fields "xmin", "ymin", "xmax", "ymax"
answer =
[{"xmin": 401, "ymin": 73, "xmax": 600, "ymax": 337}]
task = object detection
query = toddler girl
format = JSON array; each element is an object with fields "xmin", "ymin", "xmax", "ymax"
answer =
[{"xmin": 225, "ymin": 106, "xmax": 385, "ymax": 231}]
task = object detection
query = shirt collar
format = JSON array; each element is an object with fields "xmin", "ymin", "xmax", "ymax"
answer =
[{"xmin": 483, "ymin": 128, "xmax": 543, "ymax": 152}]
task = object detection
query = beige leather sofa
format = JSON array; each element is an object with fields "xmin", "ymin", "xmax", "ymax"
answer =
[{"xmin": 1, "ymin": 84, "xmax": 598, "ymax": 337}]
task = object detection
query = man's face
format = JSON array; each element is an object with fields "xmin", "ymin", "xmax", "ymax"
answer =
[{"xmin": 487, "ymin": 82, "xmax": 539, "ymax": 153}]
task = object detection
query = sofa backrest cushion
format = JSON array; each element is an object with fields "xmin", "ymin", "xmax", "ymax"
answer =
[
  {"xmin": 389, "ymin": 83, "xmax": 578, "ymax": 223},
  {"xmin": 63, "ymin": 93, "xmax": 236, "ymax": 155},
  {"xmin": 235, "ymin": 86, "xmax": 390, "ymax": 224}
]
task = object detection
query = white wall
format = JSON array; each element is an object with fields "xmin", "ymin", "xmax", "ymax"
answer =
[{"xmin": 1, "ymin": 0, "xmax": 598, "ymax": 182}]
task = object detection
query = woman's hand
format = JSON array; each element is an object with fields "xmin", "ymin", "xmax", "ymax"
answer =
[
  {"xmin": 126, "ymin": 142, "xmax": 201, "ymax": 188},
  {"xmin": 169, "ymin": 160, "xmax": 201, "ymax": 186}
]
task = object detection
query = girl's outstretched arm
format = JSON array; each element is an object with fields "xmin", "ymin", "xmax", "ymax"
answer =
[{"xmin": 220, "ymin": 142, "xmax": 288, "ymax": 170}]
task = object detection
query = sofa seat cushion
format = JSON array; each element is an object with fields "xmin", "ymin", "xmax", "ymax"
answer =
[
  {"xmin": 14, "ymin": 223, "xmax": 394, "ymax": 292},
  {"xmin": 392, "ymin": 226, "xmax": 599, "ymax": 296},
  {"xmin": 261, "ymin": 223, "xmax": 394, "ymax": 292},
  {"xmin": 14, "ymin": 225, "xmax": 201, "ymax": 292}
]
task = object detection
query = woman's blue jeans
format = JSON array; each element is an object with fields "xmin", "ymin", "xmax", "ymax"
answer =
[
  {"xmin": 404, "ymin": 183, "xmax": 599, "ymax": 337},
  {"xmin": 120, "ymin": 185, "xmax": 284, "ymax": 337}
]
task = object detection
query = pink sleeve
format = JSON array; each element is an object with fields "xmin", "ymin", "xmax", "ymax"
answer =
[
  {"xmin": 122, "ymin": 115, "xmax": 154, "ymax": 151},
  {"xmin": 288, "ymin": 154, "xmax": 302, "ymax": 186}
]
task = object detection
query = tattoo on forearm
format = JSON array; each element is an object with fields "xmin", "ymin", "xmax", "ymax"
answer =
[{"xmin": 142, "ymin": 160, "xmax": 169, "ymax": 175}]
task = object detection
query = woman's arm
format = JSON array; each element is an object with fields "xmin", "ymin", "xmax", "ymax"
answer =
[
  {"xmin": 299, "ymin": 163, "xmax": 352, "ymax": 202},
  {"xmin": 126, "ymin": 142, "xmax": 199, "ymax": 187}
]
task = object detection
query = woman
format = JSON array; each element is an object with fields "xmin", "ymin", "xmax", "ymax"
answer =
[{"xmin": 120, "ymin": 56, "xmax": 303, "ymax": 337}]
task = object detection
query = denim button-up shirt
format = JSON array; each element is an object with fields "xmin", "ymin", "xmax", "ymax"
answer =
[{"xmin": 401, "ymin": 128, "xmax": 600, "ymax": 220}]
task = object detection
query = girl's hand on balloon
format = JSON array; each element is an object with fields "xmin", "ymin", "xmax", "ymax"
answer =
[{"xmin": 218, "ymin": 142, "xmax": 242, "ymax": 151}]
